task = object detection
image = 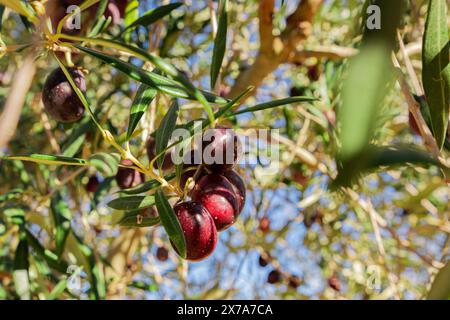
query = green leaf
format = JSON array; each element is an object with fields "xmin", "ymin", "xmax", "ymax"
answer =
[
  {"xmin": 118, "ymin": 172, "xmax": 176, "ymax": 195},
  {"xmin": 365, "ymin": 146, "xmax": 440, "ymax": 169},
  {"xmin": 47, "ymin": 277, "xmax": 68, "ymax": 300},
  {"xmin": 334, "ymin": 145, "xmax": 443, "ymax": 187},
  {"xmin": 88, "ymin": 152, "xmax": 120, "ymax": 177},
  {"xmin": 338, "ymin": 43, "xmax": 394, "ymax": 161},
  {"xmin": 232, "ymin": 96, "xmax": 317, "ymax": 116},
  {"xmin": 427, "ymin": 262, "xmax": 450, "ymax": 300},
  {"xmin": 50, "ymin": 193, "xmax": 72, "ymax": 257},
  {"xmin": 155, "ymin": 101, "xmax": 179, "ymax": 168},
  {"xmin": 108, "ymin": 195, "xmax": 156, "ymax": 211},
  {"xmin": 3, "ymin": 207, "xmax": 25, "ymax": 225},
  {"xmin": 123, "ymin": 2, "xmax": 182, "ymax": 32},
  {"xmin": 2, "ymin": 154, "xmax": 88, "ymax": 166},
  {"xmin": 25, "ymin": 229, "xmax": 68, "ymax": 273},
  {"xmin": 422, "ymin": 0, "xmax": 450, "ymax": 149},
  {"xmin": 155, "ymin": 189, "xmax": 186, "ymax": 259},
  {"xmin": 127, "ymin": 84, "xmax": 157, "ymax": 140},
  {"xmin": 75, "ymin": 45, "xmax": 226, "ymax": 103},
  {"xmin": 118, "ymin": 210, "xmax": 160, "ymax": 228},
  {"xmin": 88, "ymin": 0, "xmax": 108, "ymax": 37},
  {"xmin": 123, "ymin": 0, "xmax": 139, "ymax": 42},
  {"xmin": 210, "ymin": 0, "xmax": 228, "ymax": 89}
]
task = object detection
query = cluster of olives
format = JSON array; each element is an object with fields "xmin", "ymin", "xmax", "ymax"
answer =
[
  {"xmin": 258, "ymin": 254, "xmax": 301, "ymax": 289},
  {"xmin": 114, "ymin": 127, "xmax": 245, "ymax": 261}
]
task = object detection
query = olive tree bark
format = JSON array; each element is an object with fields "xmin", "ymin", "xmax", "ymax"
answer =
[{"xmin": 227, "ymin": 0, "xmax": 324, "ymax": 100}]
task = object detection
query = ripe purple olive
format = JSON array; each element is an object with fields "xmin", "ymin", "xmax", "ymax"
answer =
[
  {"xmin": 172, "ymin": 201, "xmax": 218, "ymax": 261},
  {"xmin": 307, "ymin": 65, "xmax": 320, "ymax": 82},
  {"xmin": 288, "ymin": 275, "xmax": 301, "ymax": 289},
  {"xmin": 201, "ymin": 126, "xmax": 241, "ymax": 173},
  {"xmin": 223, "ymin": 170, "xmax": 246, "ymax": 214},
  {"xmin": 156, "ymin": 246, "xmax": 169, "ymax": 262},
  {"xmin": 258, "ymin": 255, "xmax": 269, "ymax": 267},
  {"xmin": 191, "ymin": 174, "xmax": 239, "ymax": 231},
  {"xmin": 85, "ymin": 175, "xmax": 99, "ymax": 193},
  {"xmin": 289, "ymin": 86, "xmax": 305, "ymax": 97},
  {"xmin": 267, "ymin": 270, "xmax": 281, "ymax": 284},
  {"xmin": 115, "ymin": 159, "xmax": 145, "ymax": 189},
  {"xmin": 42, "ymin": 67, "xmax": 86, "ymax": 123},
  {"xmin": 328, "ymin": 273, "xmax": 341, "ymax": 292},
  {"xmin": 146, "ymin": 137, "xmax": 173, "ymax": 170}
]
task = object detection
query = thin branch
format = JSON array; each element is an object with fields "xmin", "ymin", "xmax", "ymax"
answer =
[
  {"xmin": 290, "ymin": 45, "xmax": 358, "ymax": 63},
  {"xmin": 0, "ymin": 54, "xmax": 36, "ymax": 149}
]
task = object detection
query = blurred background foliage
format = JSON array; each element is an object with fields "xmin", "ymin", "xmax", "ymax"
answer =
[{"xmin": 0, "ymin": 0, "xmax": 449, "ymax": 299}]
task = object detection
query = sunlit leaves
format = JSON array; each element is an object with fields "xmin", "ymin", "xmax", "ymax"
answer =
[{"xmin": 422, "ymin": 0, "xmax": 450, "ymax": 149}]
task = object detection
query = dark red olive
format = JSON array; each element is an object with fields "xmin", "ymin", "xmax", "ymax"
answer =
[
  {"xmin": 156, "ymin": 246, "xmax": 169, "ymax": 262},
  {"xmin": 328, "ymin": 274, "xmax": 341, "ymax": 292},
  {"xmin": 307, "ymin": 65, "xmax": 320, "ymax": 82},
  {"xmin": 223, "ymin": 170, "xmax": 246, "ymax": 214},
  {"xmin": 201, "ymin": 126, "xmax": 241, "ymax": 173},
  {"xmin": 42, "ymin": 67, "xmax": 86, "ymax": 123},
  {"xmin": 172, "ymin": 201, "xmax": 217, "ymax": 261},
  {"xmin": 288, "ymin": 275, "xmax": 301, "ymax": 289},
  {"xmin": 289, "ymin": 86, "xmax": 305, "ymax": 97},
  {"xmin": 146, "ymin": 137, "xmax": 174, "ymax": 170},
  {"xmin": 258, "ymin": 255, "xmax": 269, "ymax": 267},
  {"xmin": 115, "ymin": 159, "xmax": 145, "ymax": 189},
  {"xmin": 191, "ymin": 174, "xmax": 239, "ymax": 231},
  {"xmin": 267, "ymin": 270, "xmax": 281, "ymax": 284},
  {"xmin": 85, "ymin": 175, "xmax": 99, "ymax": 193}
]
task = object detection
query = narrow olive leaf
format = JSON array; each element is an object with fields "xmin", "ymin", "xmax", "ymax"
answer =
[
  {"xmin": 127, "ymin": 84, "xmax": 157, "ymax": 140},
  {"xmin": 118, "ymin": 172, "xmax": 176, "ymax": 195},
  {"xmin": 123, "ymin": 2, "xmax": 182, "ymax": 33},
  {"xmin": 155, "ymin": 100, "xmax": 179, "ymax": 168},
  {"xmin": 427, "ymin": 262, "xmax": 450, "ymax": 300},
  {"xmin": 25, "ymin": 229, "xmax": 68, "ymax": 273},
  {"xmin": 422, "ymin": 0, "xmax": 450, "ymax": 149},
  {"xmin": 338, "ymin": 43, "xmax": 394, "ymax": 161},
  {"xmin": 232, "ymin": 96, "xmax": 317, "ymax": 116},
  {"xmin": 51, "ymin": 193, "xmax": 72, "ymax": 257},
  {"xmin": 107, "ymin": 195, "xmax": 156, "ymax": 211},
  {"xmin": 214, "ymin": 86, "xmax": 254, "ymax": 119},
  {"xmin": 118, "ymin": 211, "xmax": 160, "ymax": 228},
  {"xmin": 47, "ymin": 278, "xmax": 68, "ymax": 300},
  {"xmin": 210, "ymin": 0, "xmax": 228, "ymax": 89},
  {"xmin": 0, "ymin": 0, "xmax": 37, "ymax": 24},
  {"xmin": 62, "ymin": 117, "xmax": 93, "ymax": 157},
  {"xmin": 88, "ymin": 152, "xmax": 120, "ymax": 177},
  {"xmin": 2, "ymin": 154, "xmax": 88, "ymax": 166},
  {"xmin": 155, "ymin": 189, "xmax": 186, "ymax": 258},
  {"xmin": 365, "ymin": 146, "xmax": 440, "ymax": 168},
  {"xmin": 75, "ymin": 45, "xmax": 226, "ymax": 103},
  {"xmin": 124, "ymin": 0, "xmax": 139, "ymax": 42},
  {"xmin": 333, "ymin": 145, "xmax": 443, "ymax": 187},
  {"xmin": 88, "ymin": 0, "xmax": 109, "ymax": 37}
]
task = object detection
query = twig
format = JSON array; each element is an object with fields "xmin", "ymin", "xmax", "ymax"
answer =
[{"xmin": 0, "ymin": 53, "xmax": 36, "ymax": 149}]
